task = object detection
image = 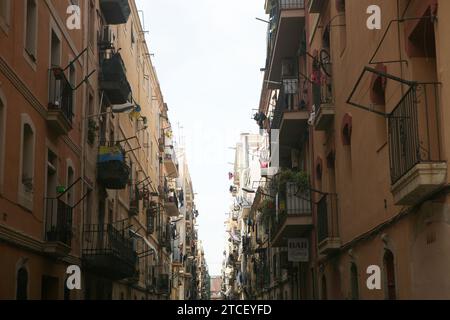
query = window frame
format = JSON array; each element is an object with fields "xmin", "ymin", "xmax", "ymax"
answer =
[
  {"xmin": 0, "ymin": 0, "xmax": 11, "ymax": 34},
  {"xmin": 23, "ymin": 0, "xmax": 38, "ymax": 67},
  {"xmin": 0, "ymin": 89, "xmax": 6, "ymax": 195},
  {"xmin": 18, "ymin": 113, "xmax": 36, "ymax": 211}
]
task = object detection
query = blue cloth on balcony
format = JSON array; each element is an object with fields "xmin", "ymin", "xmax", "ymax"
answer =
[{"xmin": 98, "ymin": 153, "xmax": 124, "ymax": 163}]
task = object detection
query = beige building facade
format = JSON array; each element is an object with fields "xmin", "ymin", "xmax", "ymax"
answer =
[
  {"xmin": 0, "ymin": 0, "xmax": 202, "ymax": 300},
  {"xmin": 240, "ymin": 0, "xmax": 450, "ymax": 300}
]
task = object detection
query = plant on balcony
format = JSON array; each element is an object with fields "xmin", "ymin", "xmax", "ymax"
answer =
[
  {"xmin": 275, "ymin": 169, "xmax": 309, "ymax": 196},
  {"xmin": 87, "ymin": 119, "xmax": 98, "ymax": 145},
  {"xmin": 258, "ymin": 198, "xmax": 275, "ymax": 228}
]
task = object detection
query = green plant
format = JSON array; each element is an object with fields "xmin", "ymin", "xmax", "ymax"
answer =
[
  {"xmin": 258, "ymin": 198, "xmax": 275, "ymax": 228},
  {"xmin": 275, "ymin": 169, "xmax": 309, "ymax": 195},
  {"xmin": 87, "ymin": 119, "xmax": 99, "ymax": 145}
]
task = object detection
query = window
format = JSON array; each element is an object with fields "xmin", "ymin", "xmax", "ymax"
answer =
[
  {"xmin": 21, "ymin": 123, "xmax": 34, "ymax": 193},
  {"xmin": 370, "ymin": 64, "xmax": 387, "ymax": 106},
  {"xmin": 48, "ymin": 30, "xmax": 61, "ymax": 106},
  {"xmin": 0, "ymin": 0, "xmax": 10, "ymax": 28},
  {"xmin": 67, "ymin": 165, "xmax": 74, "ymax": 206},
  {"xmin": 64, "ymin": 276, "xmax": 71, "ymax": 300},
  {"xmin": 50, "ymin": 30, "xmax": 61, "ymax": 67},
  {"xmin": 384, "ymin": 250, "xmax": 396, "ymax": 300},
  {"xmin": 131, "ymin": 23, "xmax": 135, "ymax": 47},
  {"xmin": 350, "ymin": 263, "xmax": 359, "ymax": 300},
  {"xmin": 336, "ymin": 0, "xmax": 347, "ymax": 54},
  {"xmin": 321, "ymin": 275, "xmax": 327, "ymax": 300},
  {"xmin": 68, "ymin": 63, "xmax": 76, "ymax": 114},
  {"xmin": 16, "ymin": 267, "xmax": 28, "ymax": 300},
  {"xmin": 0, "ymin": 95, "xmax": 4, "ymax": 190},
  {"xmin": 25, "ymin": 0, "xmax": 38, "ymax": 61},
  {"xmin": 88, "ymin": 0, "xmax": 95, "ymax": 46}
]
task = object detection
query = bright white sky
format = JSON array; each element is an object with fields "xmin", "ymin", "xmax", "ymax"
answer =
[{"xmin": 136, "ymin": 0, "xmax": 267, "ymax": 275}]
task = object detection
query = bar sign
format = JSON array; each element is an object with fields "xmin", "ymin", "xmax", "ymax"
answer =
[{"xmin": 288, "ymin": 238, "xmax": 309, "ymax": 262}]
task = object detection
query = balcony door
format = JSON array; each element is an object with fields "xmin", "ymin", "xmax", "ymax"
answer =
[{"xmin": 384, "ymin": 250, "xmax": 396, "ymax": 300}]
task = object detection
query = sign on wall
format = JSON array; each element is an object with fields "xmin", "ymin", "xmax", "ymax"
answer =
[{"xmin": 288, "ymin": 238, "xmax": 309, "ymax": 262}]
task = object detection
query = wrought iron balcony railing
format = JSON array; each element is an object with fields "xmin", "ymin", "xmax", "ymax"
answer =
[
  {"xmin": 99, "ymin": 0, "xmax": 131, "ymax": 25},
  {"xmin": 157, "ymin": 274, "xmax": 170, "ymax": 294},
  {"xmin": 82, "ymin": 223, "xmax": 138, "ymax": 280},
  {"xmin": 317, "ymin": 193, "xmax": 339, "ymax": 244},
  {"xmin": 271, "ymin": 83, "xmax": 304, "ymax": 129},
  {"xmin": 270, "ymin": 183, "xmax": 311, "ymax": 237},
  {"xmin": 312, "ymin": 62, "xmax": 333, "ymax": 110},
  {"xmin": 45, "ymin": 198, "xmax": 73, "ymax": 247},
  {"xmin": 48, "ymin": 67, "xmax": 74, "ymax": 124},
  {"xmin": 99, "ymin": 53, "xmax": 131, "ymax": 105},
  {"xmin": 388, "ymin": 83, "xmax": 443, "ymax": 184}
]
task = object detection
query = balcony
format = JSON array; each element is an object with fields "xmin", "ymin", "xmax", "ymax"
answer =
[
  {"xmin": 313, "ymin": 63, "xmax": 335, "ymax": 131},
  {"xmin": 271, "ymin": 84, "xmax": 309, "ymax": 149},
  {"xmin": 99, "ymin": 0, "xmax": 131, "ymax": 25},
  {"xmin": 159, "ymin": 223, "xmax": 172, "ymax": 252},
  {"xmin": 43, "ymin": 198, "xmax": 73, "ymax": 257},
  {"xmin": 129, "ymin": 184, "xmax": 140, "ymax": 216},
  {"xmin": 266, "ymin": 0, "xmax": 306, "ymax": 85},
  {"xmin": 146, "ymin": 204, "xmax": 157, "ymax": 235},
  {"xmin": 158, "ymin": 137, "xmax": 165, "ymax": 153},
  {"xmin": 47, "ymin": 67, "xmax": 73, "ymax": 135},
  {"xmin": 97, "ymin": 144, "xmax": 130, "ymax": 189},
  {"xmin": 172, "ymin": 246, "xmax": 183, "ymax": 267},
  {"xmin": 158, "ymin": 274, "xmax": 170, "ymax": 294},
  {"xmin": 317, "ymin": 194, "xmax": 341, "ymax": 255},
  {"xmin": 389, "ymin": 83, "xmax": 447, "ymax": 205},
  {"xmin": 164, "ymin": 190, "xmax": 179, "ymax": 217},
  {"xmin": 164, "ymin": 146, "xmax": 179, "ymax": 178},
  {"xmin": 82, "ymin": 223, "xmax": 138, "ymax": 280},
  {"xmin": 99, "ymin": 53, "xmax": 131, "ymax": 105},
  {"xmin": 271, "ymin": 182, "xmax": 312, "ymax": 247}
]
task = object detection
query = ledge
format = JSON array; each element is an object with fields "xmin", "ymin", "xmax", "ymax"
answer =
[
  {"xmin": 318, "ymin": 237, "xmax": 341, "ymax": 256},
  {"xmin": 314, "ymin": 104, "xmax": 335, "ymax": 131},
  {"xmin": 391, "ymin": 162, "xmax": 447, "ymax": 205}
]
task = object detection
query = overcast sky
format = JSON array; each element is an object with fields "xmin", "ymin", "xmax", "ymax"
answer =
[{"xmin": 136, "ymin": 0, "xmax": 267, "ymax": 276}]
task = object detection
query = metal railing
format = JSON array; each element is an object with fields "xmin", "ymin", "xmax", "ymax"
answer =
[
  {"xmin": 172, "ymin": 247, "xmax": 183, "ymax": 264},
  {"xmin": 271, "ymin": 85, "xmax": 302, "ymax": 129},
  {"xmin": 266, "ymin": 1, "xmax": 305, "ymax": 66},
  {"xmin": 271, "ymin": 183, "xmax": 311, "ymax": 237},
  {"xmin": 45, "ymin": 198, "xmax": 73, "ymax": 246},
  {"xmin": 48, "ymin": 67, "xmax": 74, "ymax": 123},
  {"xmin": 82, "ymin": 223, "xmax": 137, "ymax": 268},
  {"xmin": 158, "ymin": 223, "xmax": 172, "ymax": 252},
  {"xmin": 165, "ymin": 190, "xmax": 179, "ymax": 208},
  {"xmin": 164, "ymin": 146, "xmax": 178, "ymax": 164},
  {"xmin": 388, "ymin": 83, "xmax": 442, "ymax": 184},
  {"xmin": 312, "ymin": 66, "xmax": 333, "ymax": 111},
  {"xmin": 317, "ymin": 194, "xmax": 339, "ymax": 244},
  {"xmin": 284, "ymin": 182, "xmax": 312, "ymax": 215},
  {"xmin": 157, "ymin": 274, "xmax": 170, "ymax": 294},
  {"xmin": 279, "ymin": 0, "xmax": 305, "ymax": 9}
]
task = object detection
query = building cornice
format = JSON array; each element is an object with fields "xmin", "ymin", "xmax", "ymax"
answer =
[{"xmin": 0, "ymin": 223, "xmax": 81, "ymax": 265}]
